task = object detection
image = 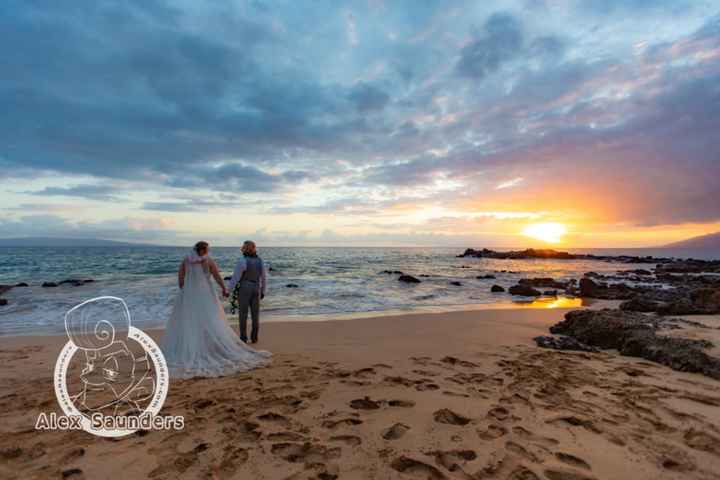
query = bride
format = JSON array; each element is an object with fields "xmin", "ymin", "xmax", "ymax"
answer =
[{"xmin": 161, "ymin": 241, "xmax": 271, "ymax": 379}]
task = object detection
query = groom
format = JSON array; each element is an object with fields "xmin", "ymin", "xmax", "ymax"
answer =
[{"xmin": 227, "ymin": 240, "xmax": 267, "ymax": 344}]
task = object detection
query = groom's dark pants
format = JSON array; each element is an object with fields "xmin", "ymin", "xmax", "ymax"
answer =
[{"xmin": 237, "ymin": 280, "xmax": 260, "ymax": 342}]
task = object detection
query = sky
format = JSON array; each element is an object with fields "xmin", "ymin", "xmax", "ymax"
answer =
[{"xmin": 1, "ymin": 0, "xmax": 719, "ymax": 247}]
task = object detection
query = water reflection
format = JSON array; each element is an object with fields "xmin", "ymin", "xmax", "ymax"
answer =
[{"xmin": 511, "ymin": 296, "xmax": 585, "ymax": 309}]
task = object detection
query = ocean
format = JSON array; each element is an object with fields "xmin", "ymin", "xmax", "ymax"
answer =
[{"xmin": 1, "ymin": 246, "xmax": 718, "ymax": 336}]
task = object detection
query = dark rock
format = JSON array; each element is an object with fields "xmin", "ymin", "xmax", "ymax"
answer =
[
  {"xmin": 381, "ymin": 270, "xmax": 404, "ymax": 275},
  {"xmin": 0, "ymin": 299, "xmax": 7, "ymax": 306},
  {"xmin": 42, "ymin": 282, "xmax": 58, "ymax": 288},
  {"xmin": 620, "ymin": 296, "xmax": 663, "ymax": 313},
  {"xmin": 286, "ymin": 284, "xmax": 299, "ymax": 288},
  {"xmin": 460, "ymin": 248, "xmax": 577, "ymax": 259},
  {"xmin": 533, "ymin": 335, "xmax": 598, "ymax": 353},
  {"xmin": 476, "ymin": 274, "xmax": 496, "ymax": 279},
  {"xmin": 15, "ymin": 282, "xmax": 29, "ymax": 287},
  {"xmin": 491, "ymin": 285, "xmax": 505, "ymax": 293},
  {"xmin": 459, "ymin": 248, "xmax": 677, "ymax": 264},
  {"xmin": 57, "ymin": 278, "xmax": 95, "ymax": 287},
  {"xmin": 508, "ymin": 284, "xmax": 542, "ymax": 296},
  {"xmin": 619, "ymin": 269, "xmax": 652, "ymax": 276},
  {"xmin": 398, "ymin": 274, "xmax": 421, "ymax": 284},
  {"xmin": 550, "ymin": 309, "xmax": 659, "ymax": 349},
  {"xmin": 62, "ymin": 468, "xmax": 83, "ymax": 478},
  {"xmin": 579, "ymin": 278, "xmax": 635, "ymax": 300},
  {"xmin": 0, "ymin": 285, "xmax": 13, "ymax": 296},
  {"xmin": 519, "ymin": 277, "xmax": 568, "ymax": 289},
  {"xmin": 449, "ymin": 281, "xmax": 463, "ymax": 286},
  {"xmin": 543, "ymin": 290, "xmax": 558, "ymax": 296},
  {"xmin": 223, "ymin": 276, "xmax": 232, "ymax": 281},
  {"xmin": 549, "ymin": 309, "xmax": 720, "ymax": 379},
  {"xmin": 656, "ymin": 259, "xmax": 720, "ymax": 274},
  {"xmin": 657, "ymin": 288, "xmax": 720, "ymax": 315}
]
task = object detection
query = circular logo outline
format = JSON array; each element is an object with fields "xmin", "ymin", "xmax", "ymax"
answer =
[{"xmin": 54, "ymin": 297, "xmax": 169, "ymax": 437}]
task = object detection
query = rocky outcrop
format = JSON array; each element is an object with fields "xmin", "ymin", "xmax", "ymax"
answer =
[
  {"xmin": 58, "ymin": 279, "xmax": 94, "ymax": 287},
  {"xmin": 40, "ymin": 278, "xmax": 95, "ymax": 288},
  {"xmin": 0, "ymin": 299, "xmax": 7, "ymax": 306},
  {"xmin": 459, "ymin": 248, "xmax": 675, "ymax": 264},
  {"xmin": 533, "ymin": 335, "xmax": 598, "ymax": 353},
  {"xmin": 657, "ymin": 288, "xmax": 720, "ymax": 315},
  {"xmin": 656, "ymin": 259, "xmax": 720, "ymax": 274},
  {"xmin": 619, "ymin": 296, "xmax": 663, "ymax": 313},
  {"xmin": 449, "ymin": 281, "xmax": 462, "ymax": 286},
  {"xmin": 398, "ymin": 274, "xmax": 421, "ymax": 284},
  {"xmin": 518, "ymin": 277, "xmax": 568, "ymax": 290},
  {"xmin": 381, "ymin": 270, "xmax": 404, "ymax": 275},
  {"xmin": 491, "ymin": 285, "xmax": 505, "ymax": 293},
  {"xmin": 619, "ymin": 287, "xmax": 720, "ymax": 315},
  {"xmin": 286, "ymin": 284, "xmax": 299, "ymax": 288},
  {"xmin": 459, "ymin": 248, "xmax": 576, "ymax": 259},
  {"xmin": 508, "ymin": 284, "xmax": 541, "ymax": 296},
  {"xmin": 578, "ymin": 278, "xmax": 635, "ymax": 300},
  {"xmin": 547, "ymin": 309, "xmax": 720, "ymax": 379},
  {"xmin": 476, "ymin": 274, "xmax": 496, "ymax": 279}
]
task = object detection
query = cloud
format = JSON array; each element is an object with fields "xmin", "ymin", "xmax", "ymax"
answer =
[
  {"xmin": 455, "ymin": 13, "xmax": 524, "ymax": 80},
  {"xmin": 23, "ymin": 185, "xmax": 122, "ymax": 201},
  {"xmin": 348, "ymin": 83, "xmax": 390, "ymax": 112},
  {"xmin": 0, "ymin": 214, "xmax": 182, "ymax": 243},
  {"xmin": 1, "ymin": 0, "xmax": 718, "ymax": 240},
  {"xmin": 496, "ymin": 177, "xmax": 524, "ymax": 190}
]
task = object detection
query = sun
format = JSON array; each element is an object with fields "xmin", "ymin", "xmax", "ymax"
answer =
[{"xmin": 522, "ymin": 222, "xmax": 567, "ymax": 244}]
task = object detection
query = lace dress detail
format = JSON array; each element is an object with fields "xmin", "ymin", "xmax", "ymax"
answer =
[{"xmin": 161, "ymin": 254, "xmax": 271, "ymax": 379}]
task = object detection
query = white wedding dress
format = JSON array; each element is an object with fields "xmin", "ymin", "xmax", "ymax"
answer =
[{"xmin": 161, "ymin": 254, "xmax": 271, "ymax": 379}]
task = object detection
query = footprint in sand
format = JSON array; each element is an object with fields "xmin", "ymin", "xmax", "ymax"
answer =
[
  {"xmin": 426, "ymin": 450, "xmax": 477, "ymax": 472},
  {"xmin": 217, "ymin": 446, "xmax": 249, "ymax": 476},
  {"xmin": 546, "ymin": 415, "xmax": 602, "ymax": 434},
  {"xmin": 441, "ymin": 356, "xmax": 480, "ymax": 368},
  {"xmin": 267, "ymin": 432, "xmax": 306, "ymax": 442},
  {"xmin": 555, "ymin": 452, "xmax": 592, "ymax": 471},
  {"xmin": 382, "ymin": 423, "xmax": 411, "ymax": 440},
  {"xmin": 488, "ymin": 406, "xmax": 511, "ymax": 422},
  {"xmin": 257, "ymin": 412, "xmax": 292, "ymax": 428},
  {"xmin": 478, "ymin": 423, "xmax": 508, "ymax": 440},
  {"xmin": 350, "ymin": 397, "xmax": 381, "ymax": 410},
  {"xmin": 322, "ymin": 418, "xmax": 363, "ymax": 429},
  {"xmin": 508, "ymin": 466, "xmax": 541, "ymax": 480},
  {"xmin": 433, "ymin": 408, "xmax": 471, "ymax": 426},
  {"xmin": 271, "ymin": 442, "xmax": 341, "ymax": 464},
  {"xmin": 222, "ymin": 421, "xmax": 261, "ymax": 442},
  {"xmin": 391, "ymin": 456, "xmax": 447, "ymax": 480},
  {"xmin": 543, "ymin": 468, "xmax": 596, "ymax": 480},
  {"xmin": 330, "ymin": 435, "xmax": 362, "ymax": 446},
  {"xmin": 511, "ymin": 427, "xmax": 558, "ymax": 447}
]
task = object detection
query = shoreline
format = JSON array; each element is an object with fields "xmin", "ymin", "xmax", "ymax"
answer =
[{"xmin": 0, "ymin": 297, "xmax": 610, "ymax": 338}]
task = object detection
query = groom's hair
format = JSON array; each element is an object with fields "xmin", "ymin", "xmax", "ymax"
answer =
[
  {"xmin": 194, "ymin": 241, "xmax": 209, "ymax": 255},
  {"xmin": 241, "ymin": 240, "xmax": 257, "ymax": 256}
]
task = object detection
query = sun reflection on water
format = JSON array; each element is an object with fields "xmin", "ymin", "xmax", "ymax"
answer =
[{"xmin": 512, "ymin": 297, "xmax": 585, "ymax": 309}]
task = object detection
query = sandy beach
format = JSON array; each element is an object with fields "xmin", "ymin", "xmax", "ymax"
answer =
[{"xmin": 1, "ymin": 307, "xmax": 720, "ymax": 480}]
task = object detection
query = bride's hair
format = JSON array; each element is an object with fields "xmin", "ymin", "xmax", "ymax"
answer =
[
  {"xmin": 194, "ymin": 241, "xmax": 209, "ymax": 255},
  {"xmin": 241, "ymin": 240, "xmax": 257, "ymax": 256}
]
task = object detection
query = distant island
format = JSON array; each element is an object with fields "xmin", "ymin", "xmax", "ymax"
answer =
[
  {"xmin": 0, "ymin": 237, "xmax": 155, "ymax": 247},
  {"xmin": 663, "ymin": 232, "xmax": 720, "ymax": 249}
]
